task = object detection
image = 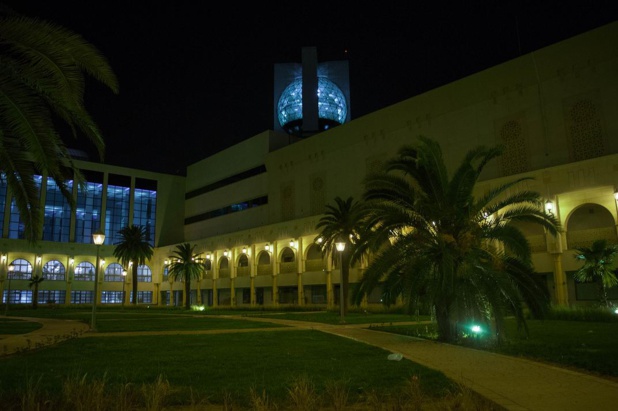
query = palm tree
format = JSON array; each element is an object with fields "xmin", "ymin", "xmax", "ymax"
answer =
[
  {"xmin": 113, "ymin": 225, "xmax": 154, "ymax": 305},
  {"xmin": 167, "ymin": 243, "xmax": 207, "ymax": 310},
  {"xmin": 352, "ymin": 136, "xmax": 560, "ymax": 343},
  {"xmin": 315, "ymin": 196, "xmax": 367, "ymax": 319},
  {"xmin": 574, "ymin": 239, "xmax": 618, "ymax": 308},
  {"xmin": 0, "ymin": 6, "xmax": 119, "ymax": 243},
  {"xmin": 28, "ymin": 274, "xmax": 44, "ymax": 309}
]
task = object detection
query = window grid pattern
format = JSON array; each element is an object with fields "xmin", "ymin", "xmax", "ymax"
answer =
[
  {"xmin": 277, "ymin": 77, "xmax": 347, "ymax": 128},
  {"xmin": 567, "ymin": 99, "xmax": 606, "ymax": 162},
  {"xmin": 137, "ymin": 265, "xmax": 152, "ymax": 283},
  {"xmin": 39, "ymin": 290, "xmax": 66, "ymax": 304},
  {"xmin": 132, "ymin": 291, "xmax": 152, "ymax": 304},
  {"xmin": 43, "ymin": 260, "xmax": 66, "ymax": 281},
  {"xmin": 74, "ymin": 261, "xmax": 95, "ymax": 281},
  {"xmin": 3, "ymin": 290, "xmax": 32, "ymax": 304},
  {"xmin": 8, "ymin": 176, "xmax": 41, "ymax": 239},
  {"xmin": 0, "ymin": 174, "xmax": 7, "ymax": 236},
  {"xmin": 106, "ymin": 184, "xmax": 130, "ymax": 245},
  {"xmin": 75, "ymin": 182, "xmax": 103, "ymax": 244},
  {"xmin": 43, "ymin": 178, "xmax": 72, "ymax": 242},
  {"xmin": 499, "ymin": 119, "xmax": 529, "ymax": 175},
  {"xmin": 101, "ymin": 291, "xmax": 124, "ymax": 304},
  {"xmin": 70, "ymin": 291, "xmax": 93, "ymax": 304},
  {"xmin": 133, "ymin": 188, "xmax": 156, "ymax": 246},
  {"xmin": 104, "ymin": 263, "xmax": 125, "ymax": 282},
  {"xmin": 9, "ymin": 258, "xmax": 32, "ymax": 280}
]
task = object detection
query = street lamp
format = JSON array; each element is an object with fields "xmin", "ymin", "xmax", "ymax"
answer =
[
  {"xmin": 122, "ymin": 269, "xmax": 127, "ymax": 307},
  {"xmin": 4, "ymin": 263, "xmax": 15, "ymax": 315},
  {"xmin": 335, "ymin": 240, "xmax": 346, "ymax": 324},
  {"xmin": 91, "ymin": 229, "xmax": 105, "ymax": 331}
]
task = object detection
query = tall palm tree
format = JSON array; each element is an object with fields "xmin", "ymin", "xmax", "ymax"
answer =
[
  {"xmin": 0, "ymin": 6, "xmax": 119, "ymax": 243},
  {"xmin": 574, "ymin": 239, "xmax": 618, "ymax": 308},
  {"xmin": 113, "ymin": 225, "xmax": 154, "ymax": 305},
  {"xmin": 315, "ymin": 196, "xmax": 367, "ymax": 318},
  {"xmin": 28, "ymin": 274, "xmax": 44, "ymax": 309},
  {"xmin": 167, "ymin": 243, "xmax": 207, "ymax": 310},
  {"xmin": 353, "ymin": 136, "xmax": 560, "ymax": 343}
]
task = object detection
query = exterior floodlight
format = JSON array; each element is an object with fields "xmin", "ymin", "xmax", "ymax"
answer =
[
  {"xmin": 335, "ymin": 240, "xmax": 346, "ymax": 323},
  {"xmin": 471, "ymin": 325, "xmax": 482, "ymax": 334},
  {"xmin": 4, "ymin": 263, "xmax": 15, "ymax": 315},
  {"xmin": 91, "ymin": 229, "xmax": 106, "ymax": 331}
]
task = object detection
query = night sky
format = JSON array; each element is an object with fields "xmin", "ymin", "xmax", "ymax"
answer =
[{"xmin": 5, "ymin": 1, "xmax": 618, "ymax": 175}]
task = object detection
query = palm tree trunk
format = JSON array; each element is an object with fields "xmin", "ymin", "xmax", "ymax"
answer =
[
  {"xmin": 132, "ymin": 265, "xmax": 138, "ymax": 304},
  {"xmin": 599, "ymin": 279, "xmax": 609, "ymax": 307},
  {"xmin": 33, "ymin": 284, "xmax": 39, "ymax": 309},
  {"xmin": 342, "ymin": 251, "xmax": 351, "ymax": 315},
  {"xmin": 435, "ymin": 303, "xmax": 454, "ymax": 342},
  {"xmin": 185, "ymin": 278, "xmax": 191, "ymax": 310}
]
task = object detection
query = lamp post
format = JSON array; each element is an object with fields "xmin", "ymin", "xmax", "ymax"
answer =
[
  {"xmin": 91, "ymin": 229, "xmax": 106, "ymax": 331},
  {"xmin": 4, "ymin": 263, "xmax": 15, "ymax": 315},
  {"xmin": 335, "ymin": 241, "xmax": 346, "ymax": 324},
  {"xmin": 122, "ymin": 269, "xmax": 127, "ymax": 308}
]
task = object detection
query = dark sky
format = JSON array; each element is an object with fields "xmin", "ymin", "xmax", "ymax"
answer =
[{"xmin": 5, "ymin": 1, "xmax": 618, "ymax": 175}]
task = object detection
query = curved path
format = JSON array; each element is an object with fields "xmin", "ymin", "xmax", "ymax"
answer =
[
  {"xmin": 2, "ymin": 314, "xmax": 618, "ymax": 411},
  {"xmin": 0, "ymin": 316, "xmax": 89, "ymax": 356}
]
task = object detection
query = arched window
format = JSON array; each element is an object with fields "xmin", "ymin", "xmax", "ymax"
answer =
[
  {"xmin": 305, "ymin": 243, "xmax": 325, "ymax": 271},
  {"xmin": 9, "ymin": 258, "xmax": 32, "ymax": 280},
  {"xmin": 280, "ymin": 247, "xmax": 295, "ymax": 274},
  {"xmin": 75, "ymin": 261, "xmax": 95, "ymax": 281},
  {"xmin": 258, "ymin": 251, "xmax": 271, "ymax": 265},
  {"xmin": 238, "ymin": 254, "xmax": 249, "ymax": 267},
  {"xmin": 137, "ymin": 265, "xmax": 152, "ymax": 282},
  {"xmin": 105, "ymin": 263, "xmax": 125, "ymax": 282},
  {"xmin": 237, "ymin": 254, "xmax": 249, "ymax": 276},
  {"xmin": 281, "ymin": 247, "xmax": 295, "ymax": 263},
  {"xmin": 43, "ymin": 260, "xmax": 65, "ymax": 281},
  {"xmin": 219, "ymin": 257, "xmax": 230, "ymax": 278},
  {"xmin": 256, "ymin": 251, "xmax": 271, "ymax": 276}
]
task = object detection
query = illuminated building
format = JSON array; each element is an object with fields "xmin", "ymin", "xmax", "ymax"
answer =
[{"xmin": 2, "ymin": 22, "xmax": 618, "ymax": 308}]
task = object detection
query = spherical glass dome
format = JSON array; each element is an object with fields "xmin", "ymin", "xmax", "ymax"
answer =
[{"xmin": 277, "ymin": 77, "xmax": 347, "ymax": 134}]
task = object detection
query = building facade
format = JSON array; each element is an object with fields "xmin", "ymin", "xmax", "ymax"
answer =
[{"xmin": 2, "ymin": 22, "xmax": 618, "ymax": 308}]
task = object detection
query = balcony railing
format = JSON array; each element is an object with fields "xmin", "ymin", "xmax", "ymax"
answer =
[
  {"xmin": 566, "ymin": 227, "xmax": 617, "ymax": 250},
  {"xmin": 305, "ymin": 259, "xmax": 325, "ymax": 272},
  {"xmin": 280, "ymin": 262, "xmax": 296, "ymax": 274}
]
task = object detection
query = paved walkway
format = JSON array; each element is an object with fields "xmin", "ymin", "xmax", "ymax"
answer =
[
  {"xmin": 2, "ymin": 315, "xmax": 618, "ymax": 411},
  {"xmin": 0, "ymin": 316, "xmax": 89, "ymax": 356}
]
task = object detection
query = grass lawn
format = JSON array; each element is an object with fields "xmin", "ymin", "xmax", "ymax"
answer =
[
  {"xmin": 233, "ymin": 309, "xmax": 430, "ymax": 325},
  {"xmin": 372, "ymin": 317, "xmax": 618, "ymax": 378},
  {"xmin": 0, "ymin": 313, "xmax": 458, "ymax": 409},
  {"xmin": 0, "ymin": 317, "xmax": 42, "ymax": 334},
  {"xmin": 4, "ymin": 306, "xmax": 616, "ymax": 408}
]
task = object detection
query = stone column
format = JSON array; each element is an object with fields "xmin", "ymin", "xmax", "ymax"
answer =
[
  {"xmin": 272, "ymin": 242, "xmax": 279, "ymax": 306},
  {"xmin": 553, "ymin": 253, "xmax": 568, "ymax": 305},
  {"xmin": 250, "ymin": 245, "xmax": 256, "ymax": 306}
]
